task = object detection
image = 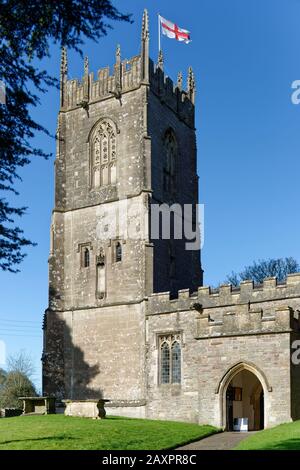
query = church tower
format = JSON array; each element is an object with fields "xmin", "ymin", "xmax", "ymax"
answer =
[{"xmin": 43, "ymin": 10, "xmax": 202, "ymax": 409}]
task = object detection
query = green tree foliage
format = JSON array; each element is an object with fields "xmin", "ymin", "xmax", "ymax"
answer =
[
  {"xmin": 0, "ymin": 371, "xmax": 36, "ymax": 409},
  {"xmin": 0, "ymin": 1, "xmax": 131, "ymax": 272},
  {"xmin": 0, "ymin": 368, "xmax": 6, "ymax": 388},
  {"xmin": 226, "ymin": 257, "xmax": 300, "ymax": 286},
  {"xmin": 0, "ymin": 351, "xmax": 36, "ymax": 408}
]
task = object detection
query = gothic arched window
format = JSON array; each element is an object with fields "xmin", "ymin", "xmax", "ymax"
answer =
[
  {"xmin": 91, "ymin": 119, "xmax": 117, "ymax": 188},
  {"xmin": 159, "ymin": 334, "xmax": 181, "ymax": 385},
  {"xmin": 171, "ymin": 341, "xmax": 181, "ymax": 384},
  {"xmin": 163, "ymin": 129, "xmax": 177, "ymax": 199},
  {"xmin": 161, "ymin": 342, "xmax": 170, "ymax": 384}
]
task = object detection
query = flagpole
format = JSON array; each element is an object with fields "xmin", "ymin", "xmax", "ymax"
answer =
[{"xmin": 158, "ymin": 14, "xmax": 161, "ymax": 52}]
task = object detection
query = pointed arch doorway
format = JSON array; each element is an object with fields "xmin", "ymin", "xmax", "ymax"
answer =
[
  {"xmin": 218, "ymin": 362, "xmax": 269, "ymax": 431},
  {"xmin": 225, "ymin": 370, "xmax": 264, "ymax": 431}
]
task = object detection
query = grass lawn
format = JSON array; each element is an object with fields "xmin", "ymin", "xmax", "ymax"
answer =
[
  {"xmin": 235, "ymin": 421, "xmax": 300, "ymax": 450},
  {"xmin": 0, "ymin": 415, "xmax": 218, "ymax": 450}
]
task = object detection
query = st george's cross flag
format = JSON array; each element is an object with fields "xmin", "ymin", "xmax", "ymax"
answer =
[{"xmin": 159, "ymin": 15, "xmax": 191, "ymax": 44}]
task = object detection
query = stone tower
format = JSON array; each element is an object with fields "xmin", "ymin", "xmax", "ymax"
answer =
[{"xmin": 43, "ymin": 10, "xmax": 202, "ymax": 409}]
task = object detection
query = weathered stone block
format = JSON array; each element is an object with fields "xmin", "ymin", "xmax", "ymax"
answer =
[{"xmin": 63, "ymin": 399, "xmax": 109, "ymax": 419}]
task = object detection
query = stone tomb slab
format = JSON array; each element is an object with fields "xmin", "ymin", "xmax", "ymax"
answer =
[
  {"xmin": 63, "ymin": 399, "xmax": 109, "ymax": 419},
  {"xmin": 19, "ymin": 396, "xmax": 56, "ymax": 415}
]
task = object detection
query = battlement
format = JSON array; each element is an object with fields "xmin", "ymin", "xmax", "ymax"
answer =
[
  {"xmin": 195, "ymin": 304, "xmax": 300, "ymax": 339},
  {"xmin": 61, "ymin": 54, "xmax": 195, "ymax": 124},
  {"xmin": 147, "ymin": 274, "xmax": 300, "ymax": 337},
  {"xmin": 149, "ymin": 59, "xmax": 195, "ymax": 127},
  {"xmin": 64, "ymin": 55, "xmax": 143, "ymax": 109},
  {"xmin": 59, "ymin": 9, "xmax": 195, "ymax": 127}
]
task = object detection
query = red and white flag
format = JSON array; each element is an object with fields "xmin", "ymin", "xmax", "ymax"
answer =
[{"xmin": 159, "ymin": 15, "xmax": 191, "ymax": 44}]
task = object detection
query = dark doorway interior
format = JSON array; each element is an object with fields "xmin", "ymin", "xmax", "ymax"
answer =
[{"xmin": 225, "ymin": 370, "xmax": 264, "ymax": 431}]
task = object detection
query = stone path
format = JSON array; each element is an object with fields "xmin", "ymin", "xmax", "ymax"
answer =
[{"xmin": 177, "ymin": 432, "xmax": 254, "ymax": 450}]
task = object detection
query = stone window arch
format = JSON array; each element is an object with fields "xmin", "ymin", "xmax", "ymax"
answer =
[
  {"xmin": 171, "ymin": 341, "xmax": 181, "ymax": 384},
  {"xmin": 163, "ymin": 129, "xmax": 177, "ymax": 199},
  {"xmin": 159, "ymin": 334, "xmax": 181, "ymax": 385},
  {"xmin": 90, "ymin": 119, "xmax": 117, "ymax": 188},
  {"xmin": 160, "ymin": 341, "xmax": 170, "ymax": 384}
]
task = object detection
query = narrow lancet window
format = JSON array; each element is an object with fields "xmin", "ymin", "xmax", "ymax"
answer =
[
  {"xmin": 161, "ymin": 342, "xmax": 170, "ymax": 384},
  {"xmin": 84, "ymin": 248, "xmax": 90, "ymax": 268},
  {"xmin": 96, "ymin": 250, "xmax": 106, "ymax": 299},
  {"xmin": 116, "ymin": 242, "xmax": 122, "ymax": 262}
]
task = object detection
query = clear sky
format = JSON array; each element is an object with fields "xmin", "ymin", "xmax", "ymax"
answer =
[{"xmin": 1, "ymin": 0, "xmax": 300, "ymax": 389}]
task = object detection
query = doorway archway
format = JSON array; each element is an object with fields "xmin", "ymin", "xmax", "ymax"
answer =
[
  {"xmin": 225, "ymin": 369, "xmax": 264, "ymax": 431},
  {"xmin": 217, "ymin": 362, "xmax": 270, "ymax": 431}
]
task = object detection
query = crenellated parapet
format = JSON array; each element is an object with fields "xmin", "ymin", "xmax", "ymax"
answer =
[
  {"xmin": 149, "ymin": 60, "xmax": 195, "ymax": 128},
  {"xmin": 196, "ymin": 273, "xmax": 300, "ymax": 306},
  {"xmin": 147, "ymin": 274, "xmax": 300, "ymax": 337},
  {"xmin": 60, "ymin": 54, "xmax": 195, "ymax": 123},
  {"xmin": 59, "ymin": 9, "xmax": 195, "ymax": 127},
  {"xmin": 195, "ymin": 305, "xmax": 300, "ymax": 339},
  {"xmin": 61, "ymin": 54, "xmax": 142, "ymax": 110}
]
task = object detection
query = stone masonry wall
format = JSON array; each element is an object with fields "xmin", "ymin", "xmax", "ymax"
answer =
[
  {"xmin": 145, "ymin": 275, "xmax": 300, "ymax": 427},
  {"xmin": 291, "ymin": 331, "xmax": 300, "ymax": 421},
  {"xmin": 57, "ymin": 86, "xmax": 147, "ymax": 211},
  {"xmin": 44, "ymin": 302, "xmax": 146, "ymax": 409},
  {"xmin": 54, "ymin": 195, "xmax": 151, "ymax": 309},
  {"xmin": 148, "ymin": 86, "xmax": 202, "ymax": 296}
]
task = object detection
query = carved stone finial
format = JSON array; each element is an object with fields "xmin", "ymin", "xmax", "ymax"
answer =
[
  {"xmin": 177, "ymin": 71, "xmax": 183, "ymax": 91},
  {"xmin": 187, "ymin": 66, "xmax": 196, "ymax": 103},
  {"xmin": 141, "ymin": 9, "xmax": 150, "ymax": 82},
  {"xmin": 158, "ymin": 49, "xmax": 164, "ymax": 70},
  {"xmin": 115, "ymin": 44, "xmax": 121, "ymax": 66},
  {"xmin": 187, "ymin": 66, "xmax": 193, "ymax": 88},
  {"xmin": 84, "ymin": 56, "xmax": 89, "ymax": 75},
  {"xmin": 116, "ymin": 44, "xmax": 121, "ymax": 58},
  {"xmin": 112, "ymin": 44, "xmax": 122, "ymax": 101},
  {"xmin": 60, "ymin": 47, "xmax": 68, "ymax": 108},
  {"xmin": 60, "ymin": 47, "xmax": 68, "ymax": 77},
  {"xmin": 142, "ymin": 9, "xmax": 149, "ymax": 40}
]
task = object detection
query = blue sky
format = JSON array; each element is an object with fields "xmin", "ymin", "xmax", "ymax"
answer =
[{"xmin": 1, "ymin": 0, "xmax": 300, "ymax": 388}]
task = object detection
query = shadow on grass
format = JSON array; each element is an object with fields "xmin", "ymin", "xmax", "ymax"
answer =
[
  {"xmin": 264, "ymin": 439, "xmax": 300, "ymax": 450},
  {"xmin": 0, "ymin": 436, "xmax": 77, "ymax": 446}
]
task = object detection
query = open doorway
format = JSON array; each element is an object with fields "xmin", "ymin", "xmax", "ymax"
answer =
[{"xmin": 225, "ymin": 369, "xmax": 264, "ymax": 431}]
